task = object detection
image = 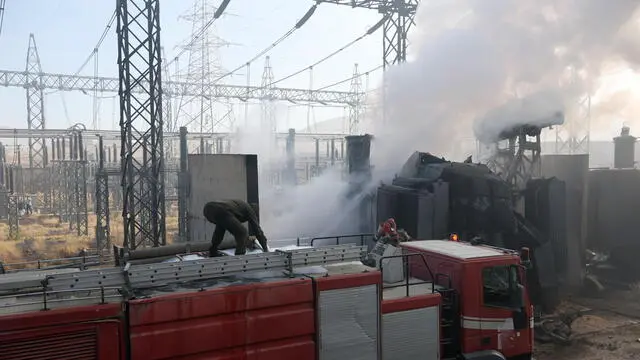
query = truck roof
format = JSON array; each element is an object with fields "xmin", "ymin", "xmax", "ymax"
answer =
[{"xmin": 401, "ymin": 240, "xmax": 514, "ymax": 260}]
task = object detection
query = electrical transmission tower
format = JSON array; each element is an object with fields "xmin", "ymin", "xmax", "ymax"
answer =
[
  {"xmin": 316, "ymin": 1, "xmax": 419, "ymax": 127},
  {"xmin": 176, "ymin": 0, "xmax": 236, "ymax": 151},
  {"xmin": 555, "ymin": 95, "xmax": 591, "ymax": 154},
  {"xmin": 261, "ymin": 56, "xmax": 276, "ymax": 134},
  {"xmin": 25, "ymin": 34, "xmax": 48, "ymax": 199},
  {"xmin": 315, "ymin": 0, "xmax": 419, "ymax": 68},
  {"xmin": 349, "ymin": 63, "xmax": 363, "ymax": 134},
  {"xmin": 116, "ymin": 0, "xmax": 166, "ymax": 250}
]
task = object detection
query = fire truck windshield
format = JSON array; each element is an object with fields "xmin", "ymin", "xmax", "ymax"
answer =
[{"xmin": 482, "ymin": 265, "xmax": 523, "ymax": 310}]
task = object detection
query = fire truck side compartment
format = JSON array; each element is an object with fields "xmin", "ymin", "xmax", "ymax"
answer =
[
  {"xmin": 381, "ymin": 293, "xmax": 442, "ymax": 360},
  {"xmin": 0, "ymin": 303, "xmax": 125, "ymax": 359},
  {"xmin": 128, "ymin": 278, "xmax": 316, "ymax": 360},
  {"xmin": 315, "ymin": 271, "xmax": 381, "ymax": 360}
]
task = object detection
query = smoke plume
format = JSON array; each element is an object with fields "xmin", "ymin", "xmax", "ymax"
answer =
[
  {"xmin": 259, "ymin": 0, "xmax": 640, "ymax": 240},
  {"xmin": 365, "ymin": 0, "xmax": 640, "ymax": 180}
]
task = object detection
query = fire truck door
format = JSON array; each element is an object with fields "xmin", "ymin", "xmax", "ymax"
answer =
[{"xmin": 479, "ymin": 265, "xmax": 529, "ymax": 356}]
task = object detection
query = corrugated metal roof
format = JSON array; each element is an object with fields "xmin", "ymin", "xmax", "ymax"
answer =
[{"xmin": 402, "ymin": 240, "xmax": 508, "ymax": 260}]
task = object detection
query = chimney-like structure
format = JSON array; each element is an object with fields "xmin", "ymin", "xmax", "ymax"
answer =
[
  {"xmin": 345, "ymin": 134, "xmax": 372, "ymax": 177},
  {"xmin": 614, "ymin": 126, "xmax": 636, "ymax": 169}
]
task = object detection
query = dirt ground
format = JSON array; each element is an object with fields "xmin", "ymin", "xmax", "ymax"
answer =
[
  {"xmin": 0, "ymin": 213, "xmax": 179, "ymax": 265},
  {"xmin": 535, "ymin": 289, "xmax": 640, "ymax": 360}
]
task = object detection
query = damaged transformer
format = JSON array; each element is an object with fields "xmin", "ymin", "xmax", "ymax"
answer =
[{"xmin": 375, "ymin": 151, "xmax": 565, "ymax": 311}]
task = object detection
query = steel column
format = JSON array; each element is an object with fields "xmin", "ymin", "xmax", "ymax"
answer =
[
  {"xmin": 117, "ymin": 0, "xmax": 166, "ymax": 250},
  {"xmin": 95, "ymin": 135, "xmax": 111, "ymax": 254},
  {"xmin": 178, "ymin": 127, "xmax": 188, "ymax": 243},
  {"xmin": 7, "ymin": 193, "xmax": 18, "ymax": 239}
]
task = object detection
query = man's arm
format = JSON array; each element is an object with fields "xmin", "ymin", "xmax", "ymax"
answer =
[
  {"xmin": 245, "ymin": 206, "xmax": 268, "ymax": 252},
  {"xmin": 210, "ymin": 225, "xmax": 226, "ymax": 254}
]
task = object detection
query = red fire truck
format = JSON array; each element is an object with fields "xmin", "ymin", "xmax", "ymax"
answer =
[{"xmin": 0, "ymin": 238, "xmax": 533, "ymax": 360}]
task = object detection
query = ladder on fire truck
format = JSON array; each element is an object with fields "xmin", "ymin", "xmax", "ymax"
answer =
[
  {"xmin": 432, "ymin": 273, "xmax": 460, "ymax": 359},
  {"xmin": 0, "ymin": 244, "xmax": 366, "ymax": 314}
]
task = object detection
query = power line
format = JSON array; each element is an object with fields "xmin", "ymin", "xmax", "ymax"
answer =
[
  {"xmin": 315, "ymin": 64, "xmax": 383, "ymax": 91},
  {"xmin": 73, "ymin": 10, "xmax": 116, "ymax": 76},
  {"xmin": 269, "ymin": 16, "xmax": 385, "ymax": 88},
  {"xmin": 45, "ymin": 11, "xmax": 116, "ymax": 95},
  {"xmin": 0, "ymin": 0, "xmax": 6, "ymax": 39},
  {"xmin": 212, "ymin": 4, "xmax": 318, "ymax": 83}
]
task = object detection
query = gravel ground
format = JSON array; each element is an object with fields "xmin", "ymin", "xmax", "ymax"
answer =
[
  {"xmin": 535, "ymin": 322, "xmax": 640, "ymax": 360},
  {"xmin": 535, "ymin": 289, "xmax": 640, "ymax": 360}
]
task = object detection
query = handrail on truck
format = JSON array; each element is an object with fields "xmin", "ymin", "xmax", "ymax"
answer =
[
  {"xmin": 0, "ymin": 286, "xmax": 123, "ymax": 313},
  {"xmin": 308, "ymin": 233, "xmax": 374, "ymax": 247},
  {"xmin": 378, "ymin": 252, "xmax": 436, "ymax": 298}
]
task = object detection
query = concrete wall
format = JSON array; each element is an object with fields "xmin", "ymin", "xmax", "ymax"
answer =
[
  {"xmin": 187, "ymin": 154, "xmax": 259, "ymax": 246},
  {"xmin": 541, "ymin": 154, "xmax": 589, "ymax": 288}
]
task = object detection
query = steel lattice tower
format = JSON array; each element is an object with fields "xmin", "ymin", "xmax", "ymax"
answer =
[
  {"xmin": 116, "ymin": 0, "xmax": 166, "ymax": 250},
  {"xmin": 261, "ymin": 56, "xmax": 276, "ymax": 134},
  {"xmin": 25, "ymin": 34, "xmax": 47, "ymax": 195},
  {"xmin": 554, "ymin": 67, "xmax": 591, "ymax": 154},
  {"xmin": 161, "ymin": 47, "xmax": 177, "ymax": 159},
  {"xmin": 555, "ymin": 95, "xmax": 591, "ymax": 154},
  {"xmin": 315, "ymin": 1, "xmax": 419, "ymax": 68},
  {"xmin": 348, "ymin": 63, "xmax": 363, "ymax": 134},
  {"xmin": 176, "ymin": 0, "xmax": 236, "ymax": 147},
  {"xmin": 95, "ymin": 136, "xmax": 111, "ymax": 254}
]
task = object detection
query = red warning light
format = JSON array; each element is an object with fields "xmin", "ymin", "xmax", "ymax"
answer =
[{"xmin": 450, "ymin": 233, "xmax": 459, "ymax": 242}]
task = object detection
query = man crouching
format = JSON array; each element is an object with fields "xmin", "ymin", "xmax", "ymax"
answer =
[{"xmin": 203, "ymin": 199, "xmax": 269, "ymax": 257}]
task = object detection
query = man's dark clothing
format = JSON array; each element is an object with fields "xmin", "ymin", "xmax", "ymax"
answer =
[{"xmin": 203, "ymin": 200, "xmax": 268, "ymax": 256}]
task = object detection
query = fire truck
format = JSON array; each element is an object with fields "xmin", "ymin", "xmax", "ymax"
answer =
[{"xmin": 0, "ymin": 237, "xmax": 533, "ymax": 360}]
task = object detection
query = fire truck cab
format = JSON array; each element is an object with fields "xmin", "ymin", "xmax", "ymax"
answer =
[{"xmin": 399, "ymin": 239, "xmax": 533, "ymax": 360}]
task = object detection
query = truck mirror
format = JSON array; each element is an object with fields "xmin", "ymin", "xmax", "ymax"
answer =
[
  {"xmin": 509, "ymin": 265, "xmax": 525, "ymax": 310},
  {"xmin": 520, "ymin": 247, "xmax": 531, "ymax": 267},
  {"xmin": 512, "ymin": 284, "xmax": 525, "ymax": 310}
]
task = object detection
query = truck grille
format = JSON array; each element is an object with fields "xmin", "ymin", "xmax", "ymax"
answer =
[{"xmin": 0, "ymin": 328, "xmax": 98, "ymax": 360}]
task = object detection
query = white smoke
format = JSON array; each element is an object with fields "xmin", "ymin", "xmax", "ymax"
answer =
[
  {"xmin": 474, "ymin": 89, "xmax": 566, "ymax": 144},
  {"xmin": 259, "ymin": 168, "xmax": 353, "ymax": 240},
  {"xmin": 365, "ymin": 0, "xmax": 640, "ymax": 178},
  {"xmin": 256, "ymin": 0, "xmax": 640, "ymax": 240}
]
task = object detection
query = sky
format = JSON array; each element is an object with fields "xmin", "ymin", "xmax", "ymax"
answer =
[{"xmin": 0, "ymin": 0, "xmax": 383, "ymax": 133}]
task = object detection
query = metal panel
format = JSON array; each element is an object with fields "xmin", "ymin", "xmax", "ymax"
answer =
[
  {"xmin": 541, "ymin": 154, "xmax": 589, "ymax": 287},
  {"xmin": 0, "ymin": 304, "xmax": 123, "ymax": 360},
  {"xmin": 382, "ymin": 306, "xmax": 440, "ymax": 360},
  {"xmin": 188, "ymin": 154, "xmax": 255, "ymax": 244},
  {"xmin": 588, "ymin": 169, "xmax": 640, "ymax": 249},
  {"xmin": 318, "ymin": 284, "xmax": 379, "ymax": 360},
  {"xmin": 0, "ymin": 327, "xmax": 98, "ymax": 360},
  {"xmin": 128, "ymin": 279, "xmax": 316, "ymax": 360}
]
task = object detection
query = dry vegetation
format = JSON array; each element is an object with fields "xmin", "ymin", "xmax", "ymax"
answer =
[{"xmin": 0, "ymin": 212, "xmax": 179, "ymax": 264}]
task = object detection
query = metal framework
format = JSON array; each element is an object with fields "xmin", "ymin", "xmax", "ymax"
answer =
[
  {"xmin": 0, "ymin": 69, "xmax": 360, "ymax": 105},
  {"xmin": 25, "ymin": 35, "xmax": 46, "ymax": 171},
  {"xmin": 117, "ymin": 0, "xmax": 166, "ymax": 250},
  {"xmin": 25, "ymin": 35, "xmax": 49, "ymax": 211},
  {"xmin": 177, "ymin": 1, "xmax": 236, "ymax": 135},
  {"xmin": 555, "ymin": 94, "xmax": 591, "ymax": 154},
  {"xmin": 177, "ymin": 127, "xmax": 189, "ymax": 243},
  {"xmin": 95, "ymin": 136, "xmax": 111, "ymax": 254},
  {"xmin": 0, "ymin": 128, "xmax": 349, "ymax": 141},
  {"xmin": 348, "ymin": 64, "xmax": 363, "ymax": 134},
  {"xmin": 486, "ymin": 126, "xmax": 542, "ymax": 195},
  {"xmin": 1, "ymin": 244, "xmax": 366, "ymax": 315},
  {"xmin": 315, "ymin": 0, "xmax": 419, "ymax": 68},
  {"xmin": 261, "ymin": 56, "xmax": 277, "ymax": 134},
  {"xmin": 7, "ymin": 193, "xmax": 18, "ymax": 239}
]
